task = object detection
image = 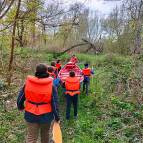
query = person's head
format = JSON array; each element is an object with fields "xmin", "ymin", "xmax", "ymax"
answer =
[
  {"xmin": 69, "ymin": 71, "xmax": 75, "ymax": 77},
  {"xmin": 57, "ymin": 60, "xmax": 60, "ymax": 63},
  {"xmin": 72, "ymin": 55, "xmax": 75, "ymax": 57},
  {"xmin": 51, "ymin": 61, "xmax": 56, "ymax": 67},
  {"xmin": 84, "ymin": 63, "xmax": 89, "ymax": 68},
  {"xmin": 48, "ymin": 66, "xmax": 54, "ymax": 73},
  {"xmin": 35, "ymin": 63, "xmax": 49, "ymax": 78}
]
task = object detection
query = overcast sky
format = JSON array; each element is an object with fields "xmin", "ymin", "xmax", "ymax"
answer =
[{"xmin": 61, "ymin": 0, "xmax": 122, "ymax": 17}]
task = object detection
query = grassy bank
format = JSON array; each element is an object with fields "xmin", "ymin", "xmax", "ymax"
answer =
[{"xmin": 1, "ymin": 52, "xmax": 143, "ymax": 143}]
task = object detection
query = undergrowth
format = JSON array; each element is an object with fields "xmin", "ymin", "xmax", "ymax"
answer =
[{"xmin": 1, "ymin": 51, "xmax": 143, "ymax": 143}]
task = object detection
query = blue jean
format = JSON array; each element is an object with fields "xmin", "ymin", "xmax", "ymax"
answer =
[
  {"xmin": 66, "ymin": 94, "xmax": 78, "ymax": 120},
  {"xmin": 83, "ymin": 81, "xmax": 89, "ymax": 95}
]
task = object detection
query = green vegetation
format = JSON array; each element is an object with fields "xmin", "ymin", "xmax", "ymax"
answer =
[
  {"xmin": 1, "ymin": 52, "xmax": 143, "ymax": 143},
  {"xmin": 0, "ymin": 0, "xmax": 143, "ymax": 142}
]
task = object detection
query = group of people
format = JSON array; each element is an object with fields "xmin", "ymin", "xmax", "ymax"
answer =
[{"xmin": 17, "ymin": 56, "xmax": 93, "ymax": 143}]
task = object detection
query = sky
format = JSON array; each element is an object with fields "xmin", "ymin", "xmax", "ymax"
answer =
[{"xmin": 60, "ymin": 0, "xmax": 122, "ymax": 17}]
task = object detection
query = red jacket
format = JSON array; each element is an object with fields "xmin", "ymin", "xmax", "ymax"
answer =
[{"xmin": 56, "ymin": 63, "xmax": 61, "ymax": 69}]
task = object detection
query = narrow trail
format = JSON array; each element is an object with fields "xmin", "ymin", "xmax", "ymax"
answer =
[
  {"xmin": 58, "ymin": 85, "xmax": 96, "ymax": 143},
  {"xmin": 2, "ymin": 54, "xmax": 143, "ymax": 142}
]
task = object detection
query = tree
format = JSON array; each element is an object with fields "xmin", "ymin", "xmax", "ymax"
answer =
[
  {"xmin": 0, "ymin": 0, "xmax": 15, "ymax": 19},
  {"xmin": 126, "ymin": 0, "xmax": 143, "ymax": 54},
  {"xmin": 7, "ymin": 0, "xmax": 21, "ymax": 85}
]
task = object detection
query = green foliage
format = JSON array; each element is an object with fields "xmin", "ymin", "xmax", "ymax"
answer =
[
  {"xmin": 111, "ymin": 97, "xmax": 134, "ymax": 111},
  {"xmin": 107, "ymin": 118, "xmax": 122, "ymax": 130},
  {"xmin": 0, "ymin": 108, "xmax": 25, "ymax": 143},
  {"xmin": 0, "ymin": 80, "xmax": 6, "ymax": 90},
  {"xmin": 1, "ymin": 53, "xmax": 143, "ymax": 143}
]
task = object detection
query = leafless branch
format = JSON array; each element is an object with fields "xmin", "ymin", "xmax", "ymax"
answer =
[{"xmin": 0, "ymin": 0, "xmax": 15, "ymax": 19}]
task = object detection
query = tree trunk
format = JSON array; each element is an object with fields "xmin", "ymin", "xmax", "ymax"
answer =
[
  {"xmin": 17, "ymin": 18, "xmax": 25, "ymax": 47},
  {"xmin": 7, "ymin": 0, "xmax": 21, "ymax": 86},
  {"xmin": 133, "ymin": 20, "xmax": 142, "ymax": 54},
  {"xmin": 32, "ymin": 23, "xmax": 36, "ymax": 48},
  {"xmin": 31, "ymin": 7, "xmax": 36, "ymax": 48},
  {"xmin": 42, "ymin": 24, "xmax": 46, "ymax": 45}
]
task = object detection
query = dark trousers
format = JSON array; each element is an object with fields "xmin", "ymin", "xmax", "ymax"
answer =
[
  {"xmin": 66, "ymin": 94, "xmax": 78, "ymax": 119},
  {"xmin": 83, "ymin": 81, "xmax": 89, "ymax": 95}
]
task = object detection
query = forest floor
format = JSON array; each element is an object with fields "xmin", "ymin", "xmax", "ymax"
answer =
[{"xmin": 1, "ymin": 50, "xmax": 143, "ymax": 143}]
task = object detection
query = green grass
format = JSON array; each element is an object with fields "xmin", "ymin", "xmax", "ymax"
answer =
[
  {"xmin": 1, "ymin": 52, "xmax": 143, "ymax": 143},
  {"xmin": 0, "ymin": 108, "xmax": 26, "ymax": 143}
]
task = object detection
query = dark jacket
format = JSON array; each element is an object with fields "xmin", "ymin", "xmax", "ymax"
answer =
[{"xmin": 17, "ymin": 85, "xmax": 60, "ymax": 124}]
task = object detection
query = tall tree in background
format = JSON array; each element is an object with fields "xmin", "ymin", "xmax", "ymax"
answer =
[
  {"xmin": 126, "ymin": 0, "xmax": 143, "ymax": 54},
  {"xmin": 8, "ymin": 0, "xmax": 21, "ymax": 85},
  {"xmin": 26, "ymin": 0, "xmax": 42, "ymax": 48},
  {"xmin": 102, "ymin": 6, "xmax": 126, "ymax": 54}
]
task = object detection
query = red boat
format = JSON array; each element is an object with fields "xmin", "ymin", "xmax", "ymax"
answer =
[{"xmin": 58, "ymin": 61, "xmax": 83, "ymax": 83}]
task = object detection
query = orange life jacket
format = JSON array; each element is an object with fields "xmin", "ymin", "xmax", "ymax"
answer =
[
  {"xmin": 82, "ymin": 68, "xmax": 91, "ymax": 76},
  {"xmin": 24, "ymin": 76, "xmax": 53, "ymax": 115},
  {"xmin": 65, "ymin": 77, "xmax": 80, "ymax": 96},
  {"xmin": 56, "ymin": 63, "xmax": 61, "ymax": 69}
]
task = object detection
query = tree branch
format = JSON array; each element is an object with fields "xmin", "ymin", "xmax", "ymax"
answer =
[{"xmin": 0, "ymin": 0, "xmax": 15, "ymax": 19}]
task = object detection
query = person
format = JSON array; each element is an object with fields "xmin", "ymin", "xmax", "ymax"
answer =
[
  {"xmin": 69, "ymin": 55, "xmax": 79, "ymax": 64},
  {"xmin": 65, "ymin": 71, "xmax": 80, "ymax": 120},
  {"xmin": 48, "ymin": 66, "xmax": 61, "ymax": 89},
  {"xmin": 47, "ymin": 66, "xmax": 56, "ymax": 79},
  {"xmin": 17, "ymin": 63, "xmax": 60, "ymax": 143},
  {"xmin": 56, "ymin": 60, "xmax": 62, "ymax": 73},
  {"xmin": 82, "ymin": 63, "xmax": 94, "ymax": 96},
  {"xmin": 51, "ymin": 61, "xmax": 58, "ymax": 78}
]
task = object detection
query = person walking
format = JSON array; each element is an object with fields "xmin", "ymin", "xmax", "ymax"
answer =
[
  {"xmin": 56, "ymin": 60, "xmax": 62, "ymax": 73},
  {"xmin": 69, "ymin": 55, "xmax": 79, "ymax": 64},
  {"xmin": 65, "ymin": 71, "xmax": 80, "ymax": 120},
  {"xmin": 48, "ymin": 66, "xmax": 61, "ymax": 89},
  {"xmin": 17, "ymin": 63, "xmax": 60, "ymax": 143},
  {"xmin": 51, "ymin": 61, "xmax": 58, "ymax": 78},
  {"xmin": 82, "ymin": 63, "xmax": 94, "ymax": 96}
]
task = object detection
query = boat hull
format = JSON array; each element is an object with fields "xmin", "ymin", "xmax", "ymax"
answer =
[{"xmin": 58, "ymin": 62, "xmax": 83, "ymax": 82}]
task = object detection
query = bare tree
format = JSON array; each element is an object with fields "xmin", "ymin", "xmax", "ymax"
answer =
[
  {"xmin": 0, "ymin": 0, "xmax": 15, "ymax": 19},
  {"xmin": 126, "ymin": 0, "xmax": 143, "ymax": 54},
  {"xmin": 7, "ymin": 0, "xmax": 21, "ymax": 85}
]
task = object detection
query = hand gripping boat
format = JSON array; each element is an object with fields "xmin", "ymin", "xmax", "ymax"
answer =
[{"xmin": 58, "ymin": 61, "xmax": 84, "ymax": 83}]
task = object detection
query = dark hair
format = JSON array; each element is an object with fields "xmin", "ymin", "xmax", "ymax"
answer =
[
  {"xmin": 69, "ymin": 71, "xmax": 75, "ymax": 77},
  {"xmin": 35, "ymin": 64, "xmax": 49, "ymax": 78},
  {"xmin": 48, "ymin": 66, "xmax": 54, "ymax": 73},
  {"xmin": 57, "ymin": 60, "xmax": 60, "ymax": 63},
  {"xmin": 51, "ymin": 61, "xmax": 56, "ymax": 67},
  {"xmin": 84, "ymin": 63, "xmax": 89, "ymax": 67}
]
